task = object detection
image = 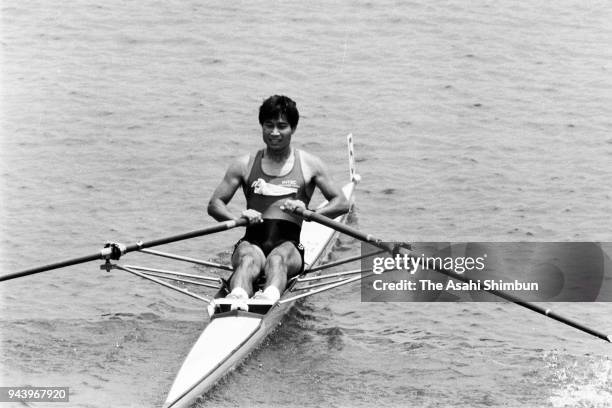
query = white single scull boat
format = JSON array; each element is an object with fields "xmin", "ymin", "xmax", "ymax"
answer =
[
  {"xmin": 163, "ymin": 184, "xmax": 356, "ymax": 407},
  {"xmin": 162, "ymin": 134, "xmax": 358, "ymax": 407}
]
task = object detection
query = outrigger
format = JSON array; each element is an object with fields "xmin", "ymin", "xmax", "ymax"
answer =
[{"xmin": 1, "ymin": 134, "xmax": 609, "ymax": 408}]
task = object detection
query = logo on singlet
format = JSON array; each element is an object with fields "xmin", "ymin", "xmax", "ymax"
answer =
[
  {"xmin": 251, "ymin": 178, "xmax": 298, "ymax": 196},
  {"xmin": 281, "ymin": 180, "xmax": 299, "ymax": 188}
]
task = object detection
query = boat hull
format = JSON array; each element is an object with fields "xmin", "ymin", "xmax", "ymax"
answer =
[
  {"xmin": 163, "ymin": 306, "xmax": 292, "ymax": 407},
  {"xmin": 163, "ymin": 182, "xmax": 355, "ymax": 408}
]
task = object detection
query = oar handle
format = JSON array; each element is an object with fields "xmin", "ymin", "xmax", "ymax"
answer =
[
  {"xmin": 286, "ymin": 207, "xmax": 612, "ymax": 343},
  {"xmin": 1, "ymin": 218, "xmax": 249, "ymax": 282}
]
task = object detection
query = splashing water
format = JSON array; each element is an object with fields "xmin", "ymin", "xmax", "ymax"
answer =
[{"xmin": 545, "ymin": 350, "xmax": 612, "ymax": 408}]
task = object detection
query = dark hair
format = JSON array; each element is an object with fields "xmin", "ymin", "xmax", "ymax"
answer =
[{"xmin": 258, "ymin": 95, "xmax": 299, "ymax": 129}]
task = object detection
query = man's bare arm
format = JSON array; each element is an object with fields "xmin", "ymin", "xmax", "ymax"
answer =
[
  {"xmin": 207, "ymin": 157, "xmax": 247, "ymax": 221},
  {"xmin": 310, "ymin": 156, "xmax": 350, "ymax": 219}
]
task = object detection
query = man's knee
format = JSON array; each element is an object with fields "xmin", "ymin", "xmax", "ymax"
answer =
[
  {"xmin": 233, "ymin": 243, "xmax": 264, "ymax": 268},
  {"xmin": 265, "ymin": 244, "xmax": 301, "ymax": 277},
  {"xmin": 265, "ymin": 253, "xmax": 286, "ymax": 270},
  {"xmin": 236, "ymin": 252, "xmax": 259, "ymax": 269}
]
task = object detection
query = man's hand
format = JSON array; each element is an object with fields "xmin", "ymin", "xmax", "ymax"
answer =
[
  {"xmin": 241, "ymin": 209, "xmax": 263, "ymax": 225},
  {"xmin": 281, "ymin": 199, "xmax": 306, "ymax": 213}
]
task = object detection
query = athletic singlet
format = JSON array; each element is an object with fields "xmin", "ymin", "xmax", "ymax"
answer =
[
  {"xmin": 243, "ymin": 149, "xmax": 312, "ymax": 225},
  {"xmin": 237, "ymin": 149, "xmax": 312, "ymax": 259}
]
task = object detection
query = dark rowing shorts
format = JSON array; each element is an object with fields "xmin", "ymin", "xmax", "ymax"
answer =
[{"xmin": 233, "ymin": 219, "xmax": 305, "ymax": 276}]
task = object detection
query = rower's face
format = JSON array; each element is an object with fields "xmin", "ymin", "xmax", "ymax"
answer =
[{"xmin": 262, "ymin": 115, "xmax": 294, "ymax": 150}]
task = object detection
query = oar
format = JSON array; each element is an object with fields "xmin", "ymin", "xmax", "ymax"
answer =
[
  {"xmin": 285, "ymin": 207, "xmax": 611, "ymax": 343},
  {"xmin": 0, "ymin": 218, "xmax": 249, "ymax": 282}
]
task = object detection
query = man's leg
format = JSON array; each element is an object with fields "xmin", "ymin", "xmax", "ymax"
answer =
[
  {"xmin": 230, "ymin": 241, "xmax": 266, "ymax": 297},
  {"xmin": 260, "ymin": 242, "xmax": 303, "ymax": 301}
]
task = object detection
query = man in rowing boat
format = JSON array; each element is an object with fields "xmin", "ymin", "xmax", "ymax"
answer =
[{"xmin": 208, "ymin": 95, "xmax": 349, "ymax": 307}]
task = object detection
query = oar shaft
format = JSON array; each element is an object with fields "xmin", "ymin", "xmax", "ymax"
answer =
[
  {"xmin": 481, "ymin": 285, "xmax": 611, "ymax": 342},
  {"xmin": 296, "ymin": 208, "xmax": 396, "ymax": 252},
  {"xmin": 122, "ymin": 218, "xmax": 248, "ymax": 252},
  {"xmin": 513, "ymin": 300, "xmax": 611, "ymax": 343},
  {"xmin": 0, "ymin": 253, "xmax": 106, "ymax": 282},
  {"xmin": 288, "ymin": 207, "xmax": 611, "ymax": 343},
  {"xmin": 1, "ymin": 218, "xmax": 248, "ymax": 282}
]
